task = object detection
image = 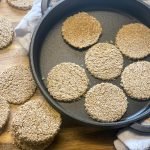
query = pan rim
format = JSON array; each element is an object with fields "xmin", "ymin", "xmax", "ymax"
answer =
[{"xmin": 29, "ymin": 0, "xmax": 150, "ymax": 128}]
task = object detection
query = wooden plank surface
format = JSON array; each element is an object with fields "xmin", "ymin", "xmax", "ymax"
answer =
[{"xmin": 0, "ymin": 0, "xmax": 117, "ymax": 149}]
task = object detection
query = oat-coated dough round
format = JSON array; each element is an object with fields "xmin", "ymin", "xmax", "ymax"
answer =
[
  {"xmin": 12, "ymin": 98, "xmax": 61, "ymax": 150},
  {"xmin": 0, "ymin": 97, "xmax": 10, "ymax": 133},
  {"xmin": 0, "ymin": 17, "xmax": 13, "ymax": 49},
  {"xmin": 85, "ymin": 83, "xmax": 128, "ymax": 122},
  {"xmin": 62, "ymin": 12, "xmax": 102, "ymax": 49},
  {"xmin": 121, "ymin": 61, "xmax": 150, "ymax": 100},
  {"xmin": 7, "ymin": 0, "xmax": 33, "ymax": 10},
  {"xmin": 14, "ymin": 138, "xmax": 50, "ymax": 150},
  {"xmin": 0, "ymin": 65, "xmax": 36, "ymax": 104},
  {"xmin": 85, "ymin": 43, "xmax": 123, "ymax": 80},
  {"xmin": 47, "ymin": 62, "xmax": 89, "ymax": 101},
  {"xmin": 116, "ymin": 23, "xmax": 150, "ymax": 59}
]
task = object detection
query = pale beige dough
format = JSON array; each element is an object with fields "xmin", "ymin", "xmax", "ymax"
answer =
[
  {"xmin": 85, "ymin": 83, "xmax": 128, "ymax": 122},
  {"xmin": 12, "ymin": 98, "xmax": 62, "ymax": 150},
  {"xmin": 0, "ymin": 97, "xmax": 10, "ymax": 133},
  {"xmin": 121, "ymin": 61, "xmax": 150, "ymax": 100},
  {"xmin": 116, "ymin": 23, "xmax": 150, "ymax": 59},
  {"xmin": 0, "ymin": 17, "xmax": 14, "ymax": 49},
  {"xmin": 0, "ymin": 65, "xmax": 36, "ymax": 104},
  {"xmin": 85, "ymin": 43, "xmax": 123, "ymax": 80},
  {"xmin": 47, "ymin": 62, "xmax": 89, "ymax": 102},
  {"xmin": 62, "ymin": 12, "xmax": 102, "ymax": 49},
  {"xmin": 7, "ymin": 0, "xmax": 33, "ymax": 10}
]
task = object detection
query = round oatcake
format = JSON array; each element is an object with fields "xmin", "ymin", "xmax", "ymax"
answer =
[
  {"xmin": 116, "ymin": 23, "xmax": 150, "ymax": 59},
  {"xmin": 14, "ymin": 138, "xmax": 50, "ymax": 150},
  {"xmin": 0, "ymin": 17, "xmax": 13, "ymax": 49},
  {"xmin": 12, "ymin": 98, "xmax": 62, "ymax": 150},
  {"xmin": 47, "ymin": 62, "xmax": 89, "ymax": 102},
  {"xmin": 0, "ymin": 65, "xmax": 36, "ymax": 104},
  {"xmin": 85, "ymin": 83, "xmax": 128, "ymax": 122},
  {"xmin": 7, "ymin": 0, "xmax": 33, "ymax": 10},
  {"xmin": 121, "ymin": 61, "xmax": 150, "ymax": 100},
  {"xmin": 0, "ymin": 97, "xmax": 10, "ymax": 133},
  {"xmin": 62, "ymin": 12, "xmax": 102, "ymax": 49},
  {"xmin": 85, "ymin": 43, "xmax": 123, "ymax": 80}
]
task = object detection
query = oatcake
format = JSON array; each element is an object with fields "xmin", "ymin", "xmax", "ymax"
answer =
[
  {"xmin": 0, "ymin": 17, "xmax": 13, "ymax": 49},
  {"xmin": 12, "ymin": 98, "xmax": 61, "ymax": 150},
  {"xmin": 14, "ymin": 138, "xmax": 51, "ymax": 150},
  {"xmin": 0, "ymin": 97, "xmax": 10, "ymax": 133},
  {"xmin": 121, "ymin": 61, "xmax": 150, "ymax": 100},
  {"xmin": 85, "ymin": 43, "xmax": 123, "ymax": 80},
  {"xmin": 85, "ymin": 83, "xmax": 128, "ymax": 122},
  {"xmin": 0, "ymin": 65, "xmax": 36, "ymax": 104},
  {"xmin": 7, "ymin": 0, "xmax": 33, "ymax": 10},
  {"xmin": 47, "ymin": 62, "xmax": 89, "ymax": 102},
  {"xmin": 116, "ymin": 23, "xmax": 150, "ymax": 59},
  {"xmin": 62, "ymin": 12, "xmax": 102, "ymax": 49}
]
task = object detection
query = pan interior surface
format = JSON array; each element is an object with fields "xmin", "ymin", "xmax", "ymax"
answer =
[{"xmin": 39, "ymin": 10, "xmax": 150, "ymax": 126}]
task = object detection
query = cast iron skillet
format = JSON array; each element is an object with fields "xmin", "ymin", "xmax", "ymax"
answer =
[{"xmin": 30, "ymin": 0, "xmax": 150, "ymax": 132}]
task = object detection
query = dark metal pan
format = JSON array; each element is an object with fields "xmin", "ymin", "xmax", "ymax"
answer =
[{"xmin": 30, "ymin": 0, "xmax": 150, "ymax": 132}]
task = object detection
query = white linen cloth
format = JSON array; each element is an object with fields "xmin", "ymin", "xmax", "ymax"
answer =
[{"xmin": 114, "ymin": 122, "xmax": 150, "ymax": 150}]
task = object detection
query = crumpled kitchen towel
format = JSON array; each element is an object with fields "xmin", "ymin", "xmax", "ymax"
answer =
[
  {"xmin": 15, "ymin": 0, "xmax": 150, "ymax": 149},
  {"xmin": 15, "ymin": 0, "xmax": 60, "ymax": 52},
  {"xmin": 114, "ymin": 119, "xmax": 150, "ymax": 150}
]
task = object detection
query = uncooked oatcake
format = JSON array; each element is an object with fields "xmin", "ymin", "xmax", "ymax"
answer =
[
  {"xmin": 12, "ymin": 98, "xmax": 62, "ymax": 150},
  {"xmin": 47, "ymin": 62, "xmax": 89, "ymax": 102},
  {"xmin": 7, "ymin": 0, "xmax": 33, "ymax": 10},
  {"xmin": 85, "ymin": 83, "xmax": 128, "ymax": 122},
  {"xmin": 85, "ymin": 43, "xmax": 123, "ymax": 80},
  {"xmin": 121, "ymin": 61, "xmax": 150, "ymax": 100},
  {"xmin": 0, "ymin": 97, "xmax": 10, "ymax": 133},
  {"xmin": 116, "ymin": 23, "xmax": 150, "ymax": 59},
  {"xmin": 0, "ymin": 17, "xmax": 13, "ymax": 49},
  {"xmin": 0, "ymin": 65, "xmax": 36, "ymax": 104},
  {"xmin": 62, "ymin": 12, "xmax": 102, "ymax": 49}
]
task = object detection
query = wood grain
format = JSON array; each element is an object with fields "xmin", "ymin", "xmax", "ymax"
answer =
[{"xmin": 0, "ymin": 0, "xmax": 115, "ymax": 149}]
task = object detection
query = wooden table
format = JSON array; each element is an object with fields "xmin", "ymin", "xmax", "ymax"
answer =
[{"xmin": 0, "ymin": 0, "xmax": 117, "ymax": 149}]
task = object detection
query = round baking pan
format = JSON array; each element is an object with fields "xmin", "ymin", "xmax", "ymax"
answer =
[{"xmin": 30, "ymin": 0, "xmax": 150, "ymax": 130}]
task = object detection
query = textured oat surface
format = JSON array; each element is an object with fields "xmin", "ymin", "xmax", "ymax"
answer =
[
  {"xmin": 116, "ymin": 23, "xmax": 150, "ymax": 59},
  {"xmin": 0, "ymin": 16, "xmax": 13, "ymax": 49},
  {"xmin": 0, "ymin": 65, "xmax": 36, "ymax": 104},
  {"xmin": 85, "ymin": 83, "xmax": 128, "ymax": 122},
  {"xmin": 12, "ymin": 98, "xmax": 61, "ymax": 150},
  {"xmin": 7, "ymin": 0, "xmax": 33, "ymax": 10},
  {"xmin": 15, "ymin": 138, "xmax": 51, "ymax": 150},
  {"xmin": 85, "ymin": 43, "xmax": 123, "ymax": 80},
  {"xmin": 47, "ymin": 62, "xmax": 89, "ymax": 102},
  {"xmin": 121, "ymin": 61, "xmax": 150, "ymax": 100},
  {"xmin": 0, "ymin": 97, "xmax": 10, "ymax": 132},
  {"xmin": 62, "ymin": 12, "xmax": 102, "ymax": 49}
]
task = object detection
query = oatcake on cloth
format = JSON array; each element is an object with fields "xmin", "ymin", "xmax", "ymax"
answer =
[
  {"xmin": 85, "ymin": 43, "xmax": 123, "ymax": 80},
  {"xmin": 62, "ymin": 12, "xmax": 102, "ymax": 49},
  {"xmin": 0, "ymin": 17, "xmax": 14, "ymax": 49},
  {"xmin": 121, "ymin": 61, "xmax": 150, "ymax": 100},
  {"xmin": 47, "ymin": 62, "xmax": 89, "ymax": 102},
  {"xmin": 0, "ymin": 65, "xmax": 36, "ymax": 104},
  {"xmin": 116, "ymin": 23, "xmax": 150, "ymax": 59},
  {"xmin": 85, "ymin": 83, "xmax": 128, "ymax": 122}
]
